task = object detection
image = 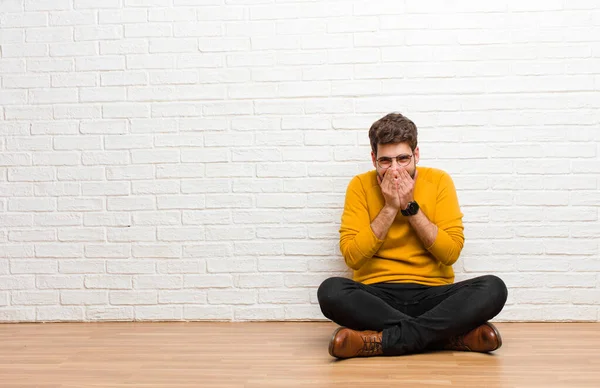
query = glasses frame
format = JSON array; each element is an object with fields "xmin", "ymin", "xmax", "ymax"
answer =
[{"xmin": 376, "ymin": 153, "xmax": 413, "ymax": 169}]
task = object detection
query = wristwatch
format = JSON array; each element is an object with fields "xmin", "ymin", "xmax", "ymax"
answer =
[{"xmin": 401, "ymin": 201, "xmax": 419, "ymax": 216}]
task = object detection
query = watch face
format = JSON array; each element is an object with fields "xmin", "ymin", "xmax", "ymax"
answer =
[{"xmin": 408, "ymin": 202, "xmax": 419, "ymax": 214}]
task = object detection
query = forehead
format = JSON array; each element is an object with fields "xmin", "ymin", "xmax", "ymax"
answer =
[{"xmin": 377, "ymin": 142, "xmax": 412, "ymax": 156}]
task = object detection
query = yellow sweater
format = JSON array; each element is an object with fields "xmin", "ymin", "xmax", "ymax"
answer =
[{"xmin": 339, "ymin": 166, "xmax": 464, "ymax": 286}]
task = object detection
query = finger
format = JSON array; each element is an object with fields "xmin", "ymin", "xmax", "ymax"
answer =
[{"xmin": 401, "ymin": 169, "xmax": 412, "ymax": 183}]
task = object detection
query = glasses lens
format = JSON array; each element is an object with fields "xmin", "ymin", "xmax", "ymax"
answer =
[
  {"xmin": 378, "ymin": 157, "xmax": 391, "ymax": 168},
  {"xmin": 397, "ymin": 155, "xmax": 412, "ymax": 165}
]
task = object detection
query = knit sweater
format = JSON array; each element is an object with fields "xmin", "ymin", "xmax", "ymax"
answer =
[{"xmin": 339, "ymin": 166, "xmax": 465, "ymax": 286}]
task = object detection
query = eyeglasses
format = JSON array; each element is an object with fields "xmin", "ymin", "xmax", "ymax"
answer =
[{"xmin": 376, "ymin": 154, "xmax": 413, "ymax": 169}]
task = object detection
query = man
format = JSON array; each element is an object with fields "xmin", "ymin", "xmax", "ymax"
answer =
[{"xmin": 317, "ymin": 113, "xmax": 508, "ymax": 359}]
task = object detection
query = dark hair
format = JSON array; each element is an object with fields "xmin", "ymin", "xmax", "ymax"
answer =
[{"xmin": 368, "ymin": 113, "xmax": 418, "ymax": 155}]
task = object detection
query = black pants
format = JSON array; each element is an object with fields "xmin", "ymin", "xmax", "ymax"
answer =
[{"xmin": 317, "ymin": 275, "xmax": 508, "ymax": 356}]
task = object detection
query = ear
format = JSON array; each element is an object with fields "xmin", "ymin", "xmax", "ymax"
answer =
[
  {"xmin": 371, "ymin": 151, "xmax": 377, "ymax": 169},
  {"xmin": 414, "ymin": 146, "xmax": 420, "ymax": 165}
]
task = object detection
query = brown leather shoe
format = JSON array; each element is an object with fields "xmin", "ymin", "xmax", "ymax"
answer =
[
  {"xmin": 328, "ymin": 327, "xmax": 384, "ymax": 359},
  {"xmin": 442, "ymin": 322, "xmax": 502, "ymax": 353}
]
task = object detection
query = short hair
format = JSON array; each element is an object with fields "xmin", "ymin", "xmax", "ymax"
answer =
[{"xmin": 368, "ymin": 113, "xmax": 418, "ymax": 155}]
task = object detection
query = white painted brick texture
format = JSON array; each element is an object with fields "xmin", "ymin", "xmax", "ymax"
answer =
[{"xmin": 0, "ymin": 1, "xmax": 598, "ymax": 323}]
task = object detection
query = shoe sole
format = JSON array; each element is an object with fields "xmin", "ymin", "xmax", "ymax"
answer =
[
  {"xmin": 485, "ymin": 322, "xmax": 502, "ymax": 351},
  {"xmin": 328, "ymin": 327, "xmax": 345, "ymax": 358}
]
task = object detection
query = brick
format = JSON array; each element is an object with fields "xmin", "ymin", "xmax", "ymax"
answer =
[
  {"xmin": 12, "ymin": 291, "xmax": 58, "ymax": 305},
  {"xmin": 157, "ymin": 227, "xmax": 205, "ymax": 242},
  {"xmin": 198, "ymin": 37, "xmax": 250, "ymax": 52},
  {"xmin": 84, "ymin": 213, "xmax": 131, "ymax": 227},
  {"xmin": 183, "ymin": 243, "xmax": 232, "ymax": 259},
  {"xmin": 157, "ymin": 195, "xmax": 205, "ymax": 210},
  {"xmin": 132, "ymin": 181, "xmax": 180, "ymax": 195},
  {"xmin": 156, "ymin": 164, "xmax": 204, "ymax": 179},
  {"xmin": 131, "ymin": 149, "xmax": 179, "ymax": 164},
  {"xmin": 0, "ymin": 153, "xmax": 31, "ymax": 166},
  {"xmin": 50, "ymin": 11, "xmax": 96, "ymax": 26},
  {"xmin": 205, "ymin": 194, "xmax": 253, "ymax": 209},
  {"xmin": 206, "ymin": 258, "xmax": 255, "ymax": 273},
  {"xmin": 35, "ymin": 213, "xmax": 81, "ymax": 227},
  {"xmin": 159, "ymin": 290, "xmax": 206, "ymax": 304},
  {"xmin": 27, "ymin": 59, "xmax": 74, "ymax": 72},
  {"xmin": 6, "ymin": 106, "xmax": 53, "ymax": 120},
  {"xmin": 110, "ymin": 291, "xmax": 157, "ymax": 305},
  {"xmin": 35, "ymin": 243, "xmax": 82, "ymax": 258},
  {"xmin": 107, "ymin": 196, "xmax": 155, "ymax": 211},
  {"xmin": 80, "ymin": 87, "xmax": 126, "ymax": 103},
  {"xmin": 133, "ymin": 244, "xmax": 181, "ymax": 258},
  {"xmin": 76, "ymin": 0, "xmax": 121, "ymax": 8},
  {"xmin": 2, "ymin": 43, "xmax": 49, "ymax": 58},
  {"xmin": 106, "ymin": 135, "xmax": 153, "ymax": 150},
  {"xmin": 107, "ymin": 227, "xmax": 156, "ymax": 242},
  {"xmin": 206, "ymin": 226, "xmax": 253, "ymax": 241},
  {"xmin": 234, "ymin": 242, "xmax": 284, "ymax": 256},
  {"xmin": 8, "ymin": 197, "xmax": 55, "ymax": 211},
  {"xmin": 134, "ymin": 275, "xmax": 182, "ymax": 289},
  {"xmin": 9, "ymin": 230, "xmax": 55, "ymax": 242},
  {"xmin": 0, "ymin": 59, "xmax": 25, "ymax": 73},
  {"xmin": 135, "ymin": 305, "xmax": 183, "ymax": 320},
  {"xmin": 57, "ymin": 167, "xmax": 104, "ymax": 181},
  {"xmin": 99, "ymin": 9, "xmax": 147, "ymax": 23},
  {"xmin": 106, "ymin": 166, "xmax": 154, "ymax": 181},
  {"xmin": 52, "ymin": 73, "xmax": 97, "ymax": 87},
  {"xmin": 85, "ymin": 275, "xmax": 132, "ymax": 289},
  {"xmin": 256, "ymin": 194, "xmax": 307, "ymax": 208},
  {"xmin": 149, "ymin": 71, "xmax": 198, "ymax": 85},
  {"xmin": 259, "ymin": 289, "xmax": 310, "ymax": 304},
  {"xmin": 0, "ymin": 308, "xmax": 35, "ymax": 322},
  {"xmin": 79, "ymin": 120, "xmax": 127, "ymax": 135},
  {"xmin": 1, "ymin": 214, "xmax": 34, "ymax": 227},
  {"xmin": 235, "ymin": 306, "xmax": 284, "ymax": 321},
  {"xmin": 184, "ymin": 306, "xmax": 232, "ymax": 320},
  {"xmin": 26, "ymin": 27, "xmax": 71, "ymax": 43},
  {"xmin": 86, "ymin": 307, "xmax": 133, "ymax": 321},
  {"xmin": 125, "ymin": 23, "xmax": 172, "ymax": 38},
  {"xmin": 149, "ymin": 7, "xmax": 197, "ymax": 21},
  {"xmin": 0, "ymin": 276, "xmax": 35, "ymax": 290},
  {"xmin": 58, "ymin": 197, "xmax": 103, "ymax": 212},
  {"xmin": 256, "ymin": 226, "xmax": 306, "ymax": 239},
  {"xmin": 207, "ymin": 289, "xmax": 256, "ymax": 305},
  {"xmin": 157, "ymin": 260, "xmax": 204, "ymax": 274},
  {"xmin": 285, "ymin": 305, "xmax": 325, "ymax": 320},
  {"xmin": 54, "ymin": 104, "xmax": 102, "ymax": 119},
  {"xmin": 76, "ymin": 56, "xmax": 125, "ymax": 71},
  {"xmin": 37, "ymin": 275, "xmax": 84, "ymax": 289},
  {"xmin": 10, "ymin": 260, "xmax": 57, "ymax": 274},
  {"xmin": 184, "ymin": 274, "xmax": 232, "ymax": 288},
  {"xmin": 101, "ymin": 71, "xmax": 148, "ymax": 86},
  {"xmin": 235, "ymin": 274, "xmax": 284, "ymax": 288},
  {"xmin": 85, "ymin": 243, "xmax": 130, "ymax": 258},
  {"xmin": 32, "ymin": 152, "xmax": 78, "ymax": 166},
  {"xmin": 59, "ymin": 260, "xmax": 105, "ymax": 274},
  {"xmin": 103, "ymin": 103, "xmax": 150, "ymax": 118},
  {"xmin": 61, "ymin": 291, "xmax": 107, "ymax": 305}
]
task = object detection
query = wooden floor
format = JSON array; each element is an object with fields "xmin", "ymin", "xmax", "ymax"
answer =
[{"xmin": 0, "ymin": 322, "xmax": 599, "ymax": 387}]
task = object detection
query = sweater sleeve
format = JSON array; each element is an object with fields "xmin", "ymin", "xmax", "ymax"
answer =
[
  {"xmin": 339, "ymin": 176, "xmax": 385, "ymax": 270},
  {"xmin": 425, "ymin": 172, "xmax": 465, "ymax": 266}
]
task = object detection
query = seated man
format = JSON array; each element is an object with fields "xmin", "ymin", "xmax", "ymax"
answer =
[{"xmin": 318, "ymin": 113, "xmax": 508, "ymax": 359}]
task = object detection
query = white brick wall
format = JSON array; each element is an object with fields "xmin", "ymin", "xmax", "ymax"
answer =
[{"xmin": 0, "ymin": 0, "xmax": 599, "ymax": 323}]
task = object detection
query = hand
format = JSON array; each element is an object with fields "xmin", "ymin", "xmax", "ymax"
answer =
[
  {"xmin": 377, "ymin": 169, "xmax": 401, "ymax": 210},
  {"xmin": 396, "ymin": 168, "xmax": 417, "ymax": 210}
]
